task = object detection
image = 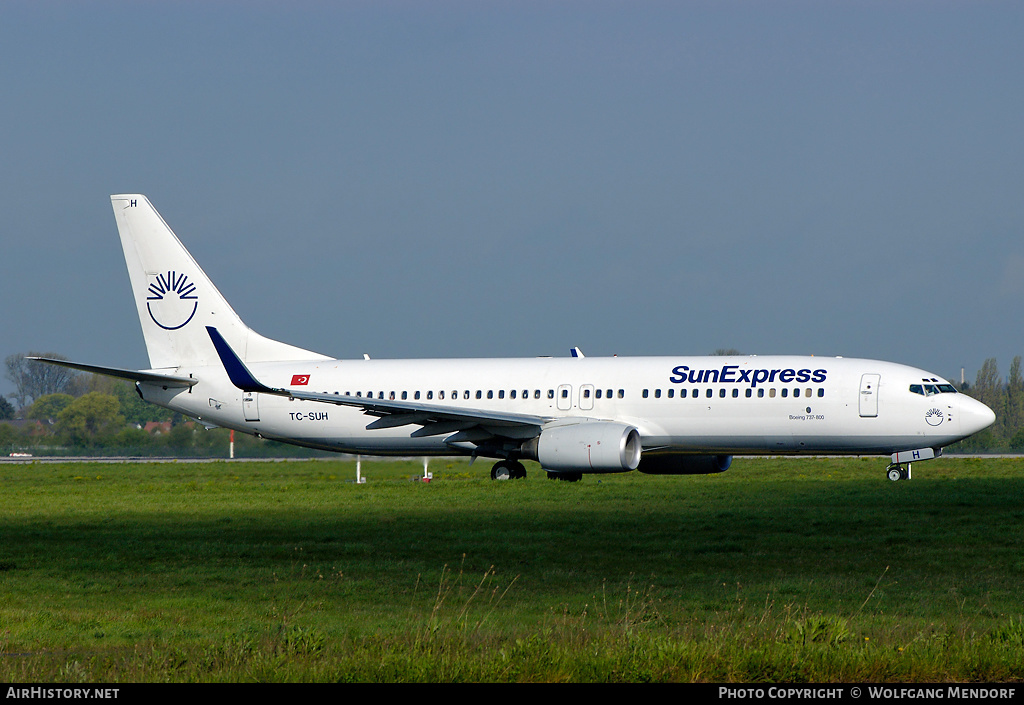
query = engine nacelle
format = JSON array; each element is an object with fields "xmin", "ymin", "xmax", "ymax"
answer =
[
  {"xmin": 637, "ymin": 454, "xmax": 733, "ymax": 475},
  {"xmin": 523, "ymin": 422, "xmax": 642, "ymax": 473}
]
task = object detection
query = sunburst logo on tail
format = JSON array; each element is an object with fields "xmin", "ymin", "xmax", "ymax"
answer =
[{"xmin": 147, "ymin": 271, "xmax": 199, "ymax": 330}]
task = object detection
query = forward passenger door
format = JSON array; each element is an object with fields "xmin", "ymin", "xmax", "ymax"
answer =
[{"xmin": 859, "ymin": 374, "xmax": 880, "ymax": 418}]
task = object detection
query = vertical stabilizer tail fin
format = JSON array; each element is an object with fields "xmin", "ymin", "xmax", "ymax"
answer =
[{"xmin": 111, "ymin": 195, "xmax": 329, "ymax": 369}]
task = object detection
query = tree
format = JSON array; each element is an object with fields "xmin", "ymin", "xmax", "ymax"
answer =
[
  {"xmin": 0, "ymin": 422, "xmax": 19, "ymax": 451},
  {"xmin": 972, "ymin": 358, "xmax": 1004, "ymax": 437},
  {"xmin": 25, "ymin": 393, "xmax": 74, "ymax": 422},
  {"xmin": 106, "ymin": 379, "xmax": 174, "ymax": 427},
  {"xmin": 1005, "ymin": 356, "xmax": 1024, "ymax": 440},
  {"xmin": 55, "ymin": 392, "xmax": 125, "ymax": 446},
  {"xmin": 0, "ymin": 396, "xmax": 13, "ymax": 421},
  {"xmin": 5, "ymin": 352, "xmax": 80, "ymax": 409}
]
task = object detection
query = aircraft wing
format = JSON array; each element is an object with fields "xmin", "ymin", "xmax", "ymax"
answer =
[
  {"xmin": 206, "ymin": 327, "xmax": 549, "ymax": 441},
  {"xmin": 26, "ymin": 357, "xmax": 198, "ymax": 388}
]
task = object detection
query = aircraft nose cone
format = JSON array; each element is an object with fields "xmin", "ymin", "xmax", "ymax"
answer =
[{"xmin": 960, "ymin": 396, "xmax": 996, "ymax": 437}]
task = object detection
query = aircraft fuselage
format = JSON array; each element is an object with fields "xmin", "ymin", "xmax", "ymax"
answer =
[{"xmin": 141, "ymin": 353, "xmax": 992, "ymax": 460}]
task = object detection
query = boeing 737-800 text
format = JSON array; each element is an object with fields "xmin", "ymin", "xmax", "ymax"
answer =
[{"xmin": 32, "ymin": 196, "xmax": 995, "ymax": 482}]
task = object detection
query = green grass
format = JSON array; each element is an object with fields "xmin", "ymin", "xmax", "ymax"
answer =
[{"xmin": 0, "ymin": 456, "xmax": 1023, "ymax": 682}]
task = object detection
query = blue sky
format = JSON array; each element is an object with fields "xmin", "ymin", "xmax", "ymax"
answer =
[{"xmin": 2, "ymin": 1, "xmax": 1022, "ymax": 401}]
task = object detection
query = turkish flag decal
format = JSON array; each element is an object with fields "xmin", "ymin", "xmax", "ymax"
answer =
[{"xmin": 291, "ymin": 374, "xmax": 310, "ymax": 386}]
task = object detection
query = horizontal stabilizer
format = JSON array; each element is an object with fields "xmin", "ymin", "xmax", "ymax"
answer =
[{"xmin": 26, "ymin": 357, "xmax": 198, "ymax": 388}]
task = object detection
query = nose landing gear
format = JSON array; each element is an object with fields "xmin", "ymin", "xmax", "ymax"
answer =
[
  {"xmin": 886, "ymin": 448, "xmax": 938, "ymax": 482},
  {"xmin": 886, "ymin": 463, "xmax": 911, "ymax": 482}
]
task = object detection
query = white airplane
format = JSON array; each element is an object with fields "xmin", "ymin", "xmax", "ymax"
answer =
[{"xmin": 33, "ymin": 195, "xmax": 995, "ymax": 482}]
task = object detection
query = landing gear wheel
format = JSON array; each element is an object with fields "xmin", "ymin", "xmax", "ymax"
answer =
[
  {"xmin": 491, "ymin": 460, "xmax": 513, "ymax": 481},
  {"xmin": 887, "ymin": 465, "xmax": 902, "ymax": 482},
  {"xmin": 491, "ymin": 460, "xmax": 527, "ymax": 480},
  {"xmin": 509, "ymin": 461, "xmax": 527, "ymax": 480}
]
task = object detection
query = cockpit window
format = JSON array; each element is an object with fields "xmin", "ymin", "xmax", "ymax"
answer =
[{"xmin": 909, "ymin": 383, "xmax": 958, "ymax": 396}]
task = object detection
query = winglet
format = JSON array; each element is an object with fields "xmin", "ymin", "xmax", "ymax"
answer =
[{"xmin": 206, "ymin": 326, "xmax": 274, "ymax": 393}]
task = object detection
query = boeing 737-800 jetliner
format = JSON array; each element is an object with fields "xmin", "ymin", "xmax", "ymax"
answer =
[{"xmin": 33, "ymin": 195, "xmax": 995, "ymax": 482}]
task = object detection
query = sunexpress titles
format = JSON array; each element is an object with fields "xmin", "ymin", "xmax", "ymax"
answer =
[{"xmin": 669, "ymin": 365, "xmax": 828, "ymax": 387}]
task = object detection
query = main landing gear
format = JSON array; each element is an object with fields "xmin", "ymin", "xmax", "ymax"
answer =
[
  {"xmin": 491, "ymin": 459, "xmax": 527, "ymax": 480},
  {"xmin": 489, "ymin": 459, "xmax": 586, "ymax": 482}
]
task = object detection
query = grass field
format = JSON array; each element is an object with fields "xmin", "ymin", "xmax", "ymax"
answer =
[{"xmin": 1, "ymin": 455, "xmax": 1023, "ymax": 682}]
